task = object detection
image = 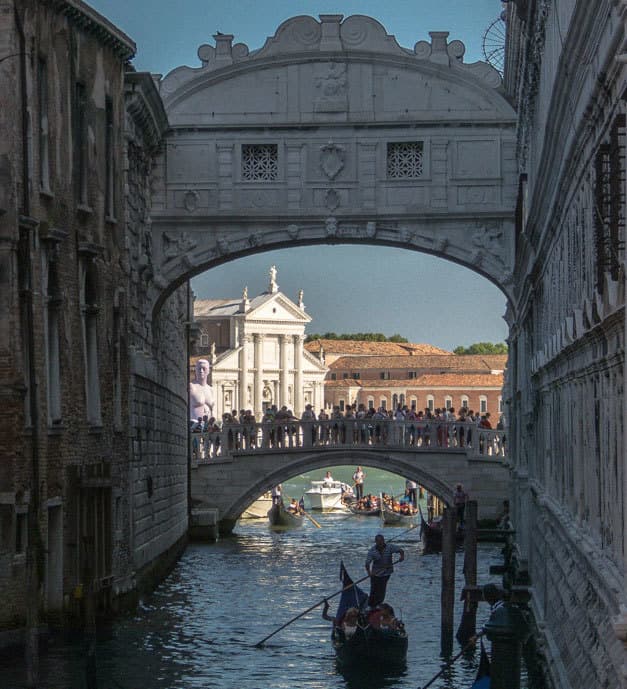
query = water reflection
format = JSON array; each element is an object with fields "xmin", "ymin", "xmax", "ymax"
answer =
[{"xmin": 1, "ymin": 512, "xmax": 524, "ymax": 689}]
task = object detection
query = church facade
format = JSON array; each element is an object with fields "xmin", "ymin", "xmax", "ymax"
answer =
[{"xmin": 193, "ymin": 269, "xmax": 327, "ymax": 419}]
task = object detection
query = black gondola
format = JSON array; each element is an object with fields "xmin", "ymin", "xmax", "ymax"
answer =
[
  {"xmin": 347, "ymin": 503, "xmax": 380, "ymax": 517},
  {"xmin": 330, "ymin": 563, "xmax": 408, "ymax": 670},
  {"xmin": 267, "ymin": 502, "xmax": 304, "ymax": 528},
  {"xmin": 419, "ymin": 509, "xmax": 464, "ymax": 553}
]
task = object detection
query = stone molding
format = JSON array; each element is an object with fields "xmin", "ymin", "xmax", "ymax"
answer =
[{"xmin": 160, "ymin": 14, "xmax": 503, "ymax": 101}]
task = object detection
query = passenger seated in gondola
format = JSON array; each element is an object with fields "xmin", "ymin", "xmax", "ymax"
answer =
[
  {"xmin": 368, "ymin": 603, "xmax": 401, "ymax": 632},
  {"xmin": 287, "ymin": 498, "xmax": 300, "ymax": 513},
  {"xmin": 322, "ymin": 603, "xmax": 363, "ymax": 639}
]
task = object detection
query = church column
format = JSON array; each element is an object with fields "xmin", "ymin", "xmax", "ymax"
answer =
[
  {"xmin": 279, "ymin": 334, "xmax": 290, "ymax": 408},
  {"xmin": 239, "ymin": 334, "xmax": 250, "ymax": 412},
  {"xmin": 294, "ymin": 334, "xmax": 304, "ymax": 416},
  {"xmin": 254, "ymin": 334, "xmax": 263, "ymax": 417}
]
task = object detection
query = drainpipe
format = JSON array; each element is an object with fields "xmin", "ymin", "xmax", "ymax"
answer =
[{"xmin": 14, "ymin": 6, "xmax": 42, "ymax": 687}]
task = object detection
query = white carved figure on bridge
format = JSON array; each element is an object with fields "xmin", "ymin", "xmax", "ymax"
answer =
[{"xmin": 190, "ymin": 359, "xmax": 215, "ymax": 421}]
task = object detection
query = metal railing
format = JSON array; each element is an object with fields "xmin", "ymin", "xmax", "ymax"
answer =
[{"xmin": 190, "ymin": 419, "xmax": 506, "ymax": 464}]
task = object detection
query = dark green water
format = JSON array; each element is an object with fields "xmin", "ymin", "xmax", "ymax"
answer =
[{"xmin": 1, "ymin": 467, "xmax": 528, "ymax": 689}]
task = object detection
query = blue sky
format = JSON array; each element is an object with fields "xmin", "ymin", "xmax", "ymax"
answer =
[{"xmin": 89, "ymin": 0, "xmax": 509, "ymax": 351}]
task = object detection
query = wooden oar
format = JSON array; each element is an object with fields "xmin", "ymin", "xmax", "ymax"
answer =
[
  {"xmin": 254, "ymin": 558, "xmax": 403, "ymax": 647},
  {"xmin": 301, "ymin": 509, "xmax": 321, "ymax": 528}
]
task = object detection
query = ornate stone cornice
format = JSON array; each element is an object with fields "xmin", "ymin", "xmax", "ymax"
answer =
[
  {"xmin": 125, "ymin": 72, "xmax": 169, "ymax": 152},
  {"xmin": 52, "ymin": 0, "xmax": 136, "ymax": 62}
]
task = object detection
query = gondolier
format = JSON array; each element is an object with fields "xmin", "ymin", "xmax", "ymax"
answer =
[
  {"xmin": 352, "ymin": 466, "xmax": 366, "ymax": 500},
  {"xmin": 365, "ymin": 534, "xmax": 404, "ymax": 607}
]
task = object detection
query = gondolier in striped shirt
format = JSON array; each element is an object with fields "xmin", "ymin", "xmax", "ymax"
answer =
[{"xmin": 365, "ymin": 534, "xmax": 404, "ymax": 607}]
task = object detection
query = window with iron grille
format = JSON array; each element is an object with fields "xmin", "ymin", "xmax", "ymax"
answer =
[
  {"xmin": 387, "ymin": 142, "xmax": 423, "ymax": 179},
  {"xmin": 242, "ymin": 144, "xmax": 278, "ymax": 181}
]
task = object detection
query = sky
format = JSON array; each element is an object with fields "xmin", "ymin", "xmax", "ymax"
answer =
[{"xmin": 89, "ymin": 0, "xmax": 509, "ymax": 352}]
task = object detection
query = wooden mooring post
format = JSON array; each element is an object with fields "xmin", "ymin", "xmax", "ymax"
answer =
[
  {"xmin": 440, "ymin": 506, "xmax": 456, "ymax": 655},
  {"xmin": 457, "ymin": 500, "xmax": 478, "ymax": 644}
]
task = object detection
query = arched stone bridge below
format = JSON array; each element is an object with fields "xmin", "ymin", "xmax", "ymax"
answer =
[{"xmin": 189, "ymin": 420, "xmax": 509, "ymax": 535}]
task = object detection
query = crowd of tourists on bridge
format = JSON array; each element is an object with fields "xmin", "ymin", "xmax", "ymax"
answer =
[{"xmin": 191, "ymin": 402, "xmax": 505, "ymax": 461}]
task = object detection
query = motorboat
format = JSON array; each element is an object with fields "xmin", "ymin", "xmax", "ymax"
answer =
[{"xmin": 305, "ymin": 480, "xmax": 353, "ymax": 511}]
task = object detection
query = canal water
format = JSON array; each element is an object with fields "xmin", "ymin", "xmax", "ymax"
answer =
[{"xmin": 1, "ymin": 467, "xmax": 532, "ymax": 689}]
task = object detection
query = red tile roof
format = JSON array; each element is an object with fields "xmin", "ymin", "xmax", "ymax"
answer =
[
  {"xmin": 305, "ymin": 339, "xmax": 451, "ymax": 357},
  {"xmin": 328, "ymin": 354, "xmax": 507, "ymax": 371}
]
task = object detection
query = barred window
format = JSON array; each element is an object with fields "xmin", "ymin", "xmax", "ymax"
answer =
[
  {"xmin": 387, "ymin": 142, "xmax": 423, "ymax": 179},
  {"xmin": 241, "ymin": 144, "xmax": 278, "ymax": 180}
]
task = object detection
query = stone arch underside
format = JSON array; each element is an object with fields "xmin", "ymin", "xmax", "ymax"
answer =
[
  {"xmin": 148, "ymin": 14, "xmax": 518, "ymax": 318},
  {"xmin": 192, "ymin": 449, "xmax": 509, "ymax": 524}
]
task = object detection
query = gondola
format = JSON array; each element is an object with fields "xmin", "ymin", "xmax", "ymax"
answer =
[
  {"xmin": 419, "ymin": 509, "xmax": 464, "ymax": 553},
  {"xmin": 347, "ymin": 502, "xmax": 380, "ymax": 517},
  {"xmin": 330, "ymin": 563, "xmax": 408, "ymax": 671},
  {"xmin": 380, "ymin": 501, "xmax": 417, "ymax": 527},
  {"xmin": 267, "ymin": 502, "xmax": 304, "ymax": 528}
]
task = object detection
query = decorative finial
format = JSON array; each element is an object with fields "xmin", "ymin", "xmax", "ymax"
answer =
[
  {"xmin": 210, "ymin": 342, "xmax": 217, "ymax": 364},
  {"xmin": 297, "ymin": 289, "xmax": 304, "ymax": 309},
  {"xmin": 269, "ymin": 265, "xmax": 278, "ymax": 293},
  {"xmin": 239, "ymin": 285, "xmax": 250, "ymax": 312},
  {"xmin": 242, "ymin": 286, "xmax": 248, "ymax": 301}
]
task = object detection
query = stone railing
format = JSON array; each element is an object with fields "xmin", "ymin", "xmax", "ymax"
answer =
[{"xmin": 190, "ymin": 419, "xmax": 506, "ymax": 464}]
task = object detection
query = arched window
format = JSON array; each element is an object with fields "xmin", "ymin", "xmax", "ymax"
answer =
[
  {"xmin": 460, "ymin": 395, "xmax": 469, "ymax": 410},
  {"xmin": 392, "ymin": 393, "xmax": 399, "ymax": 408},
  {"xmin": 444, "ymin": 396, "xmax": 452, "ymax": 410},
  {"xmin": 367, "ymin": 397, "xmax": 375, "ymax": 409},
  {"xmin": 399, "ymin": 393, "xmax": 405, "ymax": 406},
  {"xmin": 498, "ymin": 396, "xmax": 503, "ymax": 413},
  {"xmin": 426, "ymin": 395, "xmax": 434, "ymax": 412},
  {"xmin": 380, "ymin": 398, "xmax": 387, "ymax": 410},
  {"xmin": 479, "ymin": 395, "xmax": 488, "ymax": 414},
  {"xmin": 410, "ymin": 397, "xmax": 417, "ymax": 411}
]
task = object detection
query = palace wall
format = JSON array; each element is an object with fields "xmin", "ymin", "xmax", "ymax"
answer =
[
  {"xmin": 505, "ymin": 2, "xmax": 626, "ymax": 687},
  {"xmin": 0, "ymin": 2, "xmax": 188, "ymax": 634}
]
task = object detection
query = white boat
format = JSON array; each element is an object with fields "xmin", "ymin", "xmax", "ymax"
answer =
[
  {"xmin": 241, "ymin": 492, "xmax": 273, "ymax": 519},
  {"xmin": 305, "ymin": 480, "xmax": 353, "ymax": 512}
]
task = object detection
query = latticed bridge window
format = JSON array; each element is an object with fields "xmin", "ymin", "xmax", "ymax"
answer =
[
  {"xmin": 387, "ymin": 142, "xmax": 424, "ymax": 178},
  {"xmin": 241, "ymin": 144, "xmax": 278, "ymax": 181}
]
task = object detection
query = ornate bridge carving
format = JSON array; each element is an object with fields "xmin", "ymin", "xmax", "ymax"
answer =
[{"xmin": 146, "ymin": 14, "xmax": 518, "ymax": 317}]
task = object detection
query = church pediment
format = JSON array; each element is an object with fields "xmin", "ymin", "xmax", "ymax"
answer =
[{"xmin": 246, "ymin": 293, "xmax": 311, "ymax": 323}]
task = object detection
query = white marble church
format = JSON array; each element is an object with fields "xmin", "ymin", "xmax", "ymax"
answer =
[{"xmin": 193, "ymin": 268, "xmax": 327, "ymax": 420}]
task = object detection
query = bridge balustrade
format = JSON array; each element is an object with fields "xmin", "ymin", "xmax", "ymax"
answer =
[{"xmin": 190, "ymin": 419, "xmax": 506, "ymax": 464}]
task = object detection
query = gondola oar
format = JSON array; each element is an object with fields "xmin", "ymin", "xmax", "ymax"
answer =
[
  {"xmin": 254, "ymin": 558, "xmax": 403, "ymax": 647},
  {"xmin": 301, "ymin": 509, "xmax": 321, "ymax": 528}
]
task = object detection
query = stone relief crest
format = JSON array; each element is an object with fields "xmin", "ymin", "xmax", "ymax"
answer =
[
  {"xmin": 183, "ymin": 190, "xmax": 199, "ymax": 212},
  {"xmin": 366, "ymin": 222, "xmax": 377, "ymax": 238},
  {"xmin": 248, "ymin": 231, "xmax": 263, "ymax": 247},
  {"xmin": 163, "ymin": 231, "xmax": 197, "ymax": 260},
  {"xmin": 325, "ymin": 217, "xmax": 338, "ymax": 237},
  {"xmin": 325, "ymin": 189, "xmax": 341, "ymax": 211},
  {"xmin": 216, "ymin": 236, "xmax": 230, "ymax": 256},
  {"xmin": 320, "ymin": 142, "xmax": 345, "ymax": 180},
  {"xmin": 286, "ymin": 224, "xmax": 299, "ymax": 240},
  {"xmin": 315, "ymin": 62, "xmax": 348, "ymax": 112}
]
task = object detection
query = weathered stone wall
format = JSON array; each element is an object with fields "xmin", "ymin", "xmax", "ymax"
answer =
[{"xmin": 505, "ymin": 2, "xmax": 626, "ymax": 687}]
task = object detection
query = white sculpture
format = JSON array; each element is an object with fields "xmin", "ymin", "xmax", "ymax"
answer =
[
  {"xmin": 189, "ymin": 358, "xmax": 215, "ymax": 420},
  {"xmin": 269, "ymin": 265, "xmax": 278, "ymax": 293}
]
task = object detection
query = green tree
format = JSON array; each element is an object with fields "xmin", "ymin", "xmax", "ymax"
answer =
[
  {"xmin": 305, "ymin": 332, "xmax": 409, "ymax": 343},
  {"xmin": 453, "ymin": 342, "xmax": 508, "ymax": 355}
]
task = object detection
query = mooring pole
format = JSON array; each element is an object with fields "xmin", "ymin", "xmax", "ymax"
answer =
[
  {"xmin": 441, "ymin": 506, "xmax": 456, "ymax": 655},
  {"xmin": 457, "ymin": 500, "xmax": 478, "ymax": 642}
]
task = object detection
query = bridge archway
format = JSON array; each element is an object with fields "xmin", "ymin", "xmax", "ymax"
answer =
[{"xmin": 147, "ymin": 14, "xmax": 518, "ymax": 321}]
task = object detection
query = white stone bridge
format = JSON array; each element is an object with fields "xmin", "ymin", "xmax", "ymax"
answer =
[{"xmin": 190, "ymin": 420, "xmax": 509, "ymax": 534}]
